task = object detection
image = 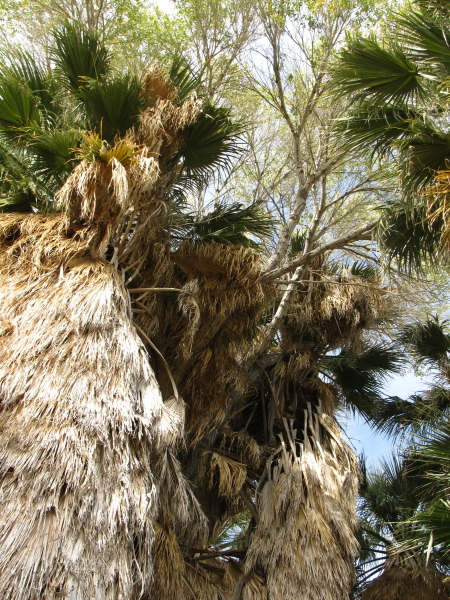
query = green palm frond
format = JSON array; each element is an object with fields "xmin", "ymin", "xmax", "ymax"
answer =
[
  {"xmin": 174, "ymin": 104, "xmax": 244, "ymax": 182},
  {"xmin": 212, "ymin": 511, "xmax": 251, "ymax": 550},
  {"xmin": 359, "ymin": 454, "xmax": 421, "ymax": 530},
  {"xmin": 52, "ymin": 22, "xmax": 111, "ymax": 93},
  {"xmin": 0, "ymin": 137, "xmax": 46, "ymax": 212},
  {"xmin": 335, "ymin": 103, "xmax": 415, "ymax": 157},
  {"xmin": 169, "ymin": 56, "xmax": 200, "ymax": 104},
  {"xmin": 378, "ymin": 202, "xmax": 444, "ymax": 274},
  {"xmin": 397, "ymin": 9, "xmax": 450, "ymax": 73},
  {"xmin": 334, "ymin": 37, "xmax": 424, "ymax": 105},
  {"xmin": 81, "ymin": 74, "xmax": 143, "ymax": 142},
  {"xmin": 399, "ymin": 416, "xmax": 450, "ymax": 560},
  {"xmin": 401, "ymin": 121, "xmax": 450, "ymax": 191},
  {"xmin": 373, "ymin": 391, "xmax": 450, "ymax": 437},
  {"xmin": 399, "ymin": 315, "xmax": 450, "ymax": 367},
  {"xmin": 172, "ymin": 201, "xmax": 274, "ymax": 249},
  {"xmin": 2, "ymin": 52, "xmax": 59, "ymax": 118},
  {"xmin": 321, "ymin": 344, "xmax": 403, "ymax": 419},
  {"xmin": 0, "ymin": 73, "xmax": 41, "ymax": 139},
  {"xmin": 289, "ymin": 229, "xmax": 307, "ymax": 256},
  {"xmin": 349, "ymin": 260, "xmax": 379, "ymax": 279},
  {"xmin": 30, "ymin": 129, "xmax": 81, "ymax": 184}
]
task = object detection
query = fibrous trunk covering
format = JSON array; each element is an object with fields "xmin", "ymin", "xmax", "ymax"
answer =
[
  {"xmin": 0, "ymin": 77, "xmax": 374, "ymax": 599},
  {"xmin": 0, "ymin": 221, "xmax": 162, "ymax": 598}
]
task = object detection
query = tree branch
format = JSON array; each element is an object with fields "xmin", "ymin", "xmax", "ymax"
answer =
[{"xmin": 260, "ymin": 221, "xmax": 378, "ymax": 281}]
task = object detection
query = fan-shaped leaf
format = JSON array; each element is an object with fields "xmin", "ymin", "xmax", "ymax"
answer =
[{"xmin": 52, "ymin": 22, "xmax": 111, "ymax": 93}]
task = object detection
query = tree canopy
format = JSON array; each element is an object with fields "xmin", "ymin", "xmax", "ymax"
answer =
[{"xmin": 0, "ymin": 2, "xmax": 450, "ymax": 599}]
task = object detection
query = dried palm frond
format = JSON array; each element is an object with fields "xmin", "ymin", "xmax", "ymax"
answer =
[
  {"xmin": 137, "ymin": 96, "xmax": 200, "ymax": 164},
  {"xmin": 220, "ymin": 428, "xmax": 262, "ymax": 471},
  {"xmin": 361, "ymin": 552, "xmax": 450, "ymax": 600},
  {"xmin": 156, "ymin": 449, "xmax": 208, "ymax": 546},
  {"xmin": 284, "ymin": 265, "xmax": 388, "ymax": 349},
  {"xmin": 245, "ymin": 405, "xmax": 359, "ymax": 600},
  {"xmin": 143, "ymin": 63, "xmax": 178, "ymax": 103},
  {"xmin": 425, "ymin": 168, "xmax": 450, "ymax": 248},
  {"xmin": 149, "ymin": 523, "xmax": 186, "ymax": 600},
  {"xmin": 0, "ymin": 222, "xmax": 172, "ymax": 598},
  {"xmin": 202, "ymin": 451, "xmax": 247, "ymax": 500}
]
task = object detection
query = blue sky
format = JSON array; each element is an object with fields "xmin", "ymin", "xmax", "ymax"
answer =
[{"xmin": 343, "ymin": 372, "xmax": 433, "ymax": 467}]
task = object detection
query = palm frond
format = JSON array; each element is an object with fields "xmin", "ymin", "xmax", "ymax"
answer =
[
  {"xmin": 397, "ymin": 9, "xmax": 450, "ymax": 74},
  {"xmin": 289, "ymin": 229, "xmax": 307, "ymax": 256},
  {"xmin": 378, "ymin": 202, "xmax": 444, "ymax": 274},
  {"xmin": 174, "ymin": 104, "xmax": 244, "ymax": 182},
  {"xmin": 81, "ymin": 74, "xmax": 143, "ymax": 142},
  {"xmin": 321, "ymin": 344, "xmax": 403, "ymax": 419},
  {"xmin": 335, "ymin": 103, "xmax": 415, "ymax": 157},
  {"xmin": 171, "ymin": 201, "xmax": 274, "ymax": 249},
  {"xmin": 52, "ymin": 22, "xmax": 111, "ymax": 93},
  {"xmin": 399, "ymin": 315, "xmax": 450, "ymax": 366},
  {"xmin": 334, "ymin": 37, "xmax": 424, "ymax": 105},
  {"xmin": 373, "ymin": 391, "xmax": 450, "ymax": 438},
  {"xmin": 30, "ymin": 128, "xmax": 80, "ymax": 184},
  {"xmin": 359, "ymin": 454, "xmax": 421, "ymax": 528},
  {"xmin": 400, "ymin": 121, "xmax": 450, "ymax": 191},
  {"xmin": 0, "ymin": 138, "xmax": 43, "ymax": 211},
  {"xmin": 400, "ymin": 416, "xmax": 450, "ymax": 560},
  {"xmin": 2, "ymin": 51, "xmax": 58, "ymax": 118},
  {"xmin": 169, "ymin": 56, "xmax": 200, "ymax": 104},
  {"xmin": 0, "ymin": 73, "xmax": 41, "ymax": 139}
]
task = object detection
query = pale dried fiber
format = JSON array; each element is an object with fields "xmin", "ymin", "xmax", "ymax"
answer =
[
  {"xmin": 0, "ymin": 215, "xmax": 176, "ymax": 599},
  {"xmin": 202, "ymin": 451, "xmax": 247, "ymax": 499},
  {"xmin": 245, "ymin": 404, "xmax": 359, "ymax": 600},
  {"xmin": 143, "ymin": 64, "xmax": 178, "ymax": 103},
  {"xmin": 220, "ymin": 429, "xmax": 262, "ymax": 471},
  {"xmin": 361, "ymin": 552, "xmax": 450, "ymax": 600},
  {"xmin": 174, "ymin": 242, "xmax": 269, "ymax": 316},
  {"xmin": 156, "ymin": 449, "xmax": 208, "ymax": 547},
  {"xmin": 183, "ymin": 563, "xmax": 222, "ymax": 600},
  {"xmin": 137, "ymin": 96, "xmax": 199, "ymax": 161},
  {"xmin": 0, "ymin": 213, "xmax": 96, "ymax": 272},
  {"xmin": 148, "ymin": 523, "xmax": 186, "ymax": 600},
  {"xmin": 285, "ymin": 269, "xmax": 388, "ymax": 348}
]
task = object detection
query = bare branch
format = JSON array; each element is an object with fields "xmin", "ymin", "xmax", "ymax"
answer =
[{"xmin": 260, "ymin": 221, "xmax": 378, "ymax": 281}]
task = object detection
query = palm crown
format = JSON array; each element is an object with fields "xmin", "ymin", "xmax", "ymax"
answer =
[
  {"xmin": 0, "ymin": 23, "xmax": 242, "ymax": 217},
  {"xmin": 333, "ymin": 0, "xmax": 450, "ymax": 272}
]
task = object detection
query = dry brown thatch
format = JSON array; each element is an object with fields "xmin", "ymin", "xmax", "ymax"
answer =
[
  {"xmin": 283, "ymin": 266, "xmax": 388, "ymax": 350},
  {"xmin": 0, "ymin": 59, "xmax": 386, "ymax": 599},
  {"xmin": 0, "ymin": 73, "xmax": 201, "ymax": 599},
  {"xmin": 245, "ymin": 409, "xmax": 359, "ymax": 600},
  {"xmin": 0, "ymin": 221, "xmax": 168, "ymax": 598},
  {"xmin": 361, "ymin": 552, "xmax": 450, "ymax": 600}
]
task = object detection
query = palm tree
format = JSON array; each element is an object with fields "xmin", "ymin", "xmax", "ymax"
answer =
[
  {"xmin": 354, "ymin": 454, "xmax": 449, "ymax": 600},
  {"xmin": 349, "ymin": 316, "xmax": 450, "ymax": 599},
  {"xmin": 0, "ymin": 23, "xmax": 401, "ymax": 600},
  {"xmin": 332, "ymin": 0, "xmax": 450, "ymax": 272}
]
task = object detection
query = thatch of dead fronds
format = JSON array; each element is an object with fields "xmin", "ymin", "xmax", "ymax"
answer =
[
  {"xmin": 220, "ymin": 428, "xmax": 262, "ymax": 471},
  {"xmin": 167, "ymin": 242, "xmax": 274, "ymax": 432},
  {"xmin": 284, "ymin": 266, "xmax": 388, "ymax": 349},
  {"xmin": 361, "ymin": 552, "xmax": 450, "ymax": 600},
  {"xmin": 0, "ymin": 228, "xmax": 171, "ymax": 598},
  {"xmin": 0, "ymin": 73, "xmax": 204, "ymax": 598},
  {"xmin": 245, "ymin": 407, "xmax": 359, "ymax": 600},
  {"xmin": 155, "ymin": 449, "xmax": 208, "ymax": 548},
  {"xmin": 425, "ymin": 168, "xmax": 450, "ymax": 248},
  {"xmin": 202, "ymin": 451, "xmax": 247, "ymax": 499}
]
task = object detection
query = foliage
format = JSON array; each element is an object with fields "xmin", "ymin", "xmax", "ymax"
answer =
[
  {"xmin": 2, "ymin": 3, "xmax": 449, "ymax": 600},
  {"xmin": 333, "ymin": 0, "xmax": 450, "ymax": 271}
]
